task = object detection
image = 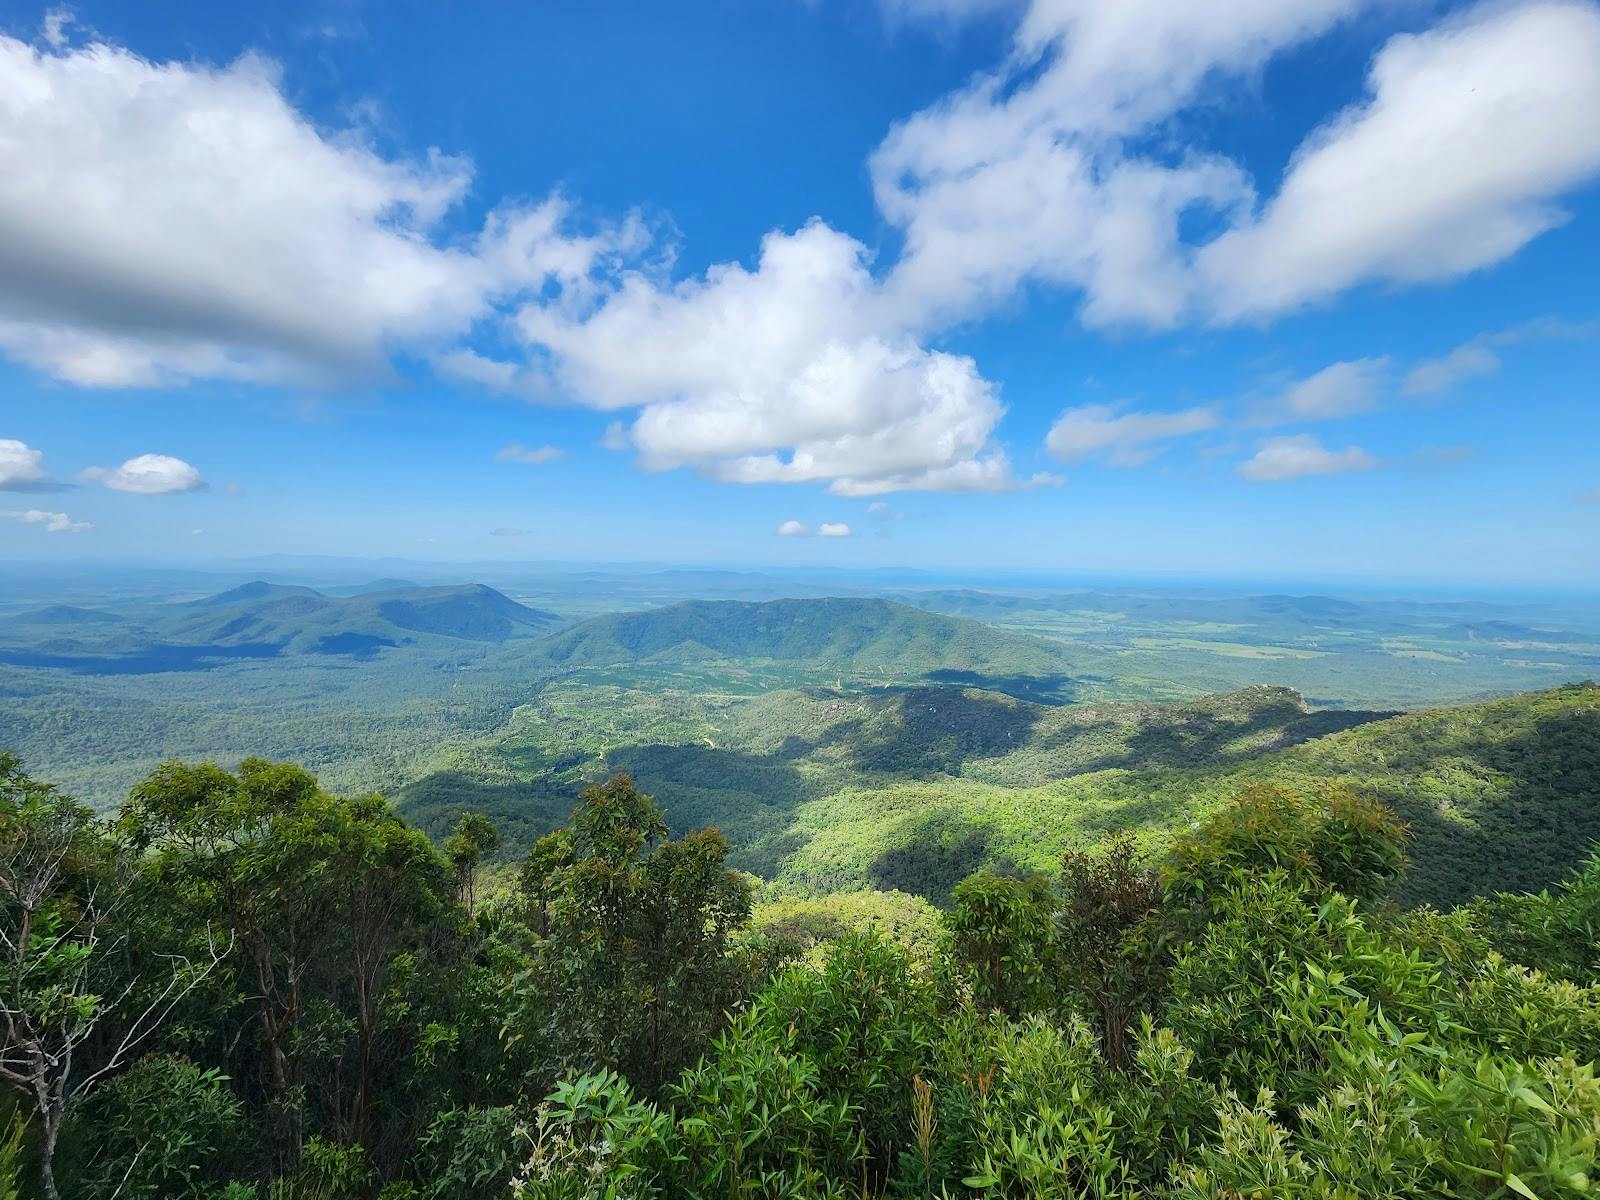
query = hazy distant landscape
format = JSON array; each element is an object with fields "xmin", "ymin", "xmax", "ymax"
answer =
[
  {"xmin": 4, "ymin": 560, "xmax": 1597, "ymax": 916},
  {"xmin": 5, "ymin": 561, "xmax": 1597, "ymax": 816}
]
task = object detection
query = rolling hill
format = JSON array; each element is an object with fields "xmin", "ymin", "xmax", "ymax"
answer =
[
  {"xmin": 526, "ymin": 597, "xmax": 1078, "ymax": 679},
  {"xmin": 398, "ymin": 679, "xmax": 1600, "ymax": 910}
]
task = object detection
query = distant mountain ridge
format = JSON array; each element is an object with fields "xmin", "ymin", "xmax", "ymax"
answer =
[
  {"xmin": 528, "ymin": 597, "xmax": 1077, "ymax": 678},
  {"xmin": 9, "ymin": 605, "xmax": 127, "ymax": 625},
  {"xmin": 164, "ymin": 581, "xmax": 558, "ymax": 651},
  {"xmin": 0, "ymin": 580, "xmax": 559, "ymax": 672}
]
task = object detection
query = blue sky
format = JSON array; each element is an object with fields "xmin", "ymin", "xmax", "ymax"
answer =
[{"xmin": 0, "ymin": 0, "xmax": 1597, "ymax": 587}]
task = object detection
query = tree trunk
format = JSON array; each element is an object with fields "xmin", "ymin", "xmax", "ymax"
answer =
[{"xmin": 37, "ymin": 1092, "xmax": 61, "ymax": 1200}]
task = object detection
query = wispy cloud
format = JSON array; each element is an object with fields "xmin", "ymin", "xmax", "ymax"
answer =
[
  {"xmin": 1249, "ymin": 358, "xmax": 1388, "ymax": 425},
  {"xmin": 2, "ymin": 508, "xmax": 89, "ymax": 532},
  {"xmin": 1238, "ymin": 435, "xmax": 1377, "ymax": 483},
  {"xmin": 1046, "ymin": 404, "xmax": 1218, "ymax": 467},
  {"xmin": 1404, "ymin": 317, "xmax": 1599, "ymax": 395},
  {"xmin": 496, "ymin": 443, "xmax": 564, "ymax": 465}
]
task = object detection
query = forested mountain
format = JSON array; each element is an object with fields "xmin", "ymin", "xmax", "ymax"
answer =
[{"xmin": 527, "ymin": 597, "xmax": 1077, "ymax": 676}]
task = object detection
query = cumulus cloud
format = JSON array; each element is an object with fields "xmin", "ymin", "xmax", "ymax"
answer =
[
  {"xmin": 1200, "ymin": 2, "xmax": 1600, "ymax": 321},
  {"xmin": 1238, "ymin": 434, "xmax": 1377, "ymax": 482},
  {"xmin": 1046, "ymin": 404, "xmax": 1218, "ymax": 466},
  {"xmin": 775, "ymin": 520, "xmax": 810, "ymax": 536},
  {"xmin": 1250, "ymin": 358, "xmax": 1388, "ymax": 425},
  {"xmin": 868, "ymin": 0, "xmax": 1372, "ymax": 331},
  {"xmin": 0, "ymin": 438, "xmax": 60, "ymax": 490},
  {"xmin": 818, "ymin": 522, "xmax": 851, "ymax": 537},
  {"xmin": 519, "ymin": 222, "xmax": 1018, "ymax": 496},
  {"xmin": 876, "ymin": 0, "xmax": 1600, "ymax": 332},
  {"xmin": 496, "ymin": 443, "xmax": 564, "ymax": 465},
  {"xmin": 2, "ymin": 507, "xmax": 88, "ymax": 532},
  {"xmin": 81, "ymin": 453, "xmax": 205, "ymax": 494},
  {"xmin": 0, "ymin": 33, "xmax": 641, "ymax": 387}
]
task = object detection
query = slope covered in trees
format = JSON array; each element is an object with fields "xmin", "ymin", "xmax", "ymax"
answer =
[{"xmin": 400, "ymin": 680, "xmax": 1600, "ymax": 909}]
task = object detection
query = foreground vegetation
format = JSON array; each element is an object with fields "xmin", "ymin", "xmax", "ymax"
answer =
[{"xmin": 2, "ymin": 747, "xmax": 1597, "ymax": 1199}]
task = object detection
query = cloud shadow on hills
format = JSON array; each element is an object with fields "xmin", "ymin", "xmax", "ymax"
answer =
[
  {"xmin": 0, "ymin": 642, "xmax": 283, "ymax": 674},
  {"xmin": 921, "ymin": 668, "xmax": 1081, "ymax": 705},
  {"xmin": 867, "ymin": 808, "xmax": 1020, "ymax": 905},
  {"xmin": 763, "ymin": 686, "xmax": 1048, "ymax": 777},
  {"xmin": 1385, "ymin": 703, "xmax": 1600, "ymax": 907}
]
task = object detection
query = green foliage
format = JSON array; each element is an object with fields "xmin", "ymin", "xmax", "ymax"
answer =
[
  {"xmin": 1162, "ymin": 781, "xmax": 1408, "ymax": 907},
  {"xmin": 749, "ymin": 932, "xmax": 936, "ymax": 1181},
  {"xmin": 57, "ymin": 1055, "xmax": 246, "ymax": 1200},
  {"xmin": 1471, "ymin": 847, "xmax": 1600, "ymax": 983},
  {"xmin": 0, "ymin": 1111, "xmax": 25, "ymax": 1200},
  {"xmin": 413, "ymin": 1106, "xmax": 521, "ymax": 1200},
  {"xmin": 747, "ymin": 889, "xmax": 946, "ymax": 967},
  {"xmin": 513, "ymin": 774, "xmax": 753, "ymax": 1094},
  {"xmin": 669, "ymin": 1015, "xmax": 861, "ymax": 1198},
  {"xmin": 529, "ymin": 597, "xmax": 1077, "ymax": 678},
  {"xmin": 511, "ymin": 1070, "xmax": 675, "ymax": 1200},
  {"xmin": 1056, "ymin": 835, "xmax": 1166, "ymax": 1068},
  {"xmin": 947, "ymin": 872, "xmax": 1056, "ymax": 1015}
]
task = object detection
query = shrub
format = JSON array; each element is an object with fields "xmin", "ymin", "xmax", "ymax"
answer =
[{"xmin": 57, "ymin": 1055, "xmax": 246, "ymax": 1200}]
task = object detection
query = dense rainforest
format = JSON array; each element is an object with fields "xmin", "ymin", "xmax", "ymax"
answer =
[{"xmin": 2, "ymin": 734, "xmax": 1597, "ymax": 1199}]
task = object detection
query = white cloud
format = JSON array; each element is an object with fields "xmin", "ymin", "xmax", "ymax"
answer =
[
  {"xmin": 868, "ymin": 0, "xmax": 1370, "ymax": 331},
  {"xmin": 2, "ymin": 507, "xmax": 88, "ymax": 532},
  {"xmin": 1046, "ymin": 404, "xmax": 1218, "ymax": 466},
  {"xmin": 1402, "ymin": 344, "xmax": 1501, "ymax": 396},
  {"xmin": 1250, "ymin": 357, "xmax": 1388, "ymax": 425},
  {"xmin": 495, "ymin": 443, "xmax": 564, "ymax": 465},
  {"xmin": 818, "ymin": 522, "xmax": 851, "ymax": 537},
  {"xmin": 519, "ymin": 222, "xmax": 1018, "ymax": 496},
  {"xmin": 0, "ymin": 438, "xmax": 55, "ymax": 490},
  {"xmin": 81, "ymin": 453, "xmax": 205, "ymax": 494},
  {"xmin": 776, "ymin": 519, "xmax": 810, "ymax": 536},
  {"xmin": 1201, "ymin": 2, "xmax": 1600, "ymax": 321},
  {"xmin": 0, "ymin": 34, "xmax": 639, "ymax": 387},
  {"xmin": 491, "ymin": 527, "xmax": 532, "ymax": 536},
  {"xmin": 875, "ymin": 0, "xmax": 1600, "ymax": 333},
  {"xmin": 1238, "ymin": 434, "xmax": 1377, "ymax": 482},
  {"xmin": 436, "ymin": 349, "xmax": 552, "ymax": 400}
]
